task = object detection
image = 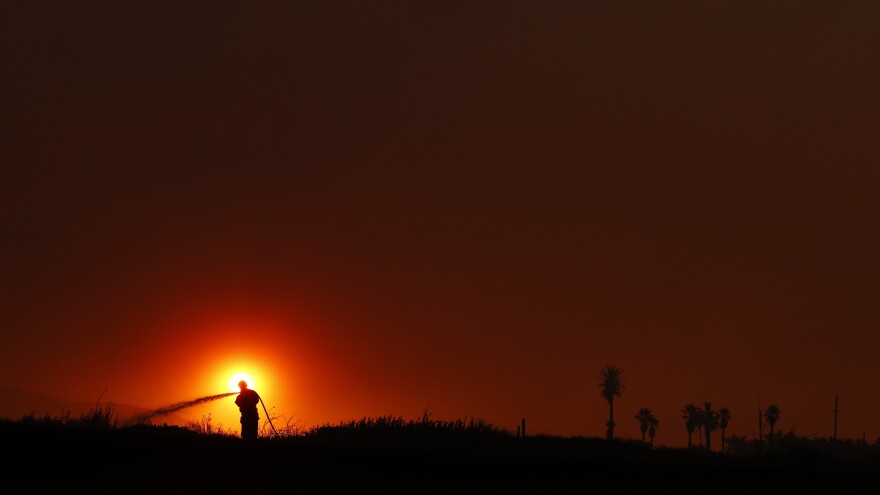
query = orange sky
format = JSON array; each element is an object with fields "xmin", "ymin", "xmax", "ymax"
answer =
[{"xmin": 1, "ymin": 1, "xmax": 879, "ymax": 446}]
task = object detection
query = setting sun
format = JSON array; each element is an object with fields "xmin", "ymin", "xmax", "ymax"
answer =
[{"xmin": 229, "ymin": 372, "xmax": 255, "ymax": 392}]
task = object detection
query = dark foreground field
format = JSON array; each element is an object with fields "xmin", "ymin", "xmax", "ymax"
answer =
[{"xmin": 2, "ymin": 421, "xmax": 877, "ymax": 494}]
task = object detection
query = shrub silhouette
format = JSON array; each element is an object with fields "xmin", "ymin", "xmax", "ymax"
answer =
[{"xmin": 303, "ymin": 409, "xmax": 510, "ymax": 451}]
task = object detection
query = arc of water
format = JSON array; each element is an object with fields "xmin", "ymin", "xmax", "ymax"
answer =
[{"xmin": 130, "ymin": 392, "xmax": 238, "ymax": 425}]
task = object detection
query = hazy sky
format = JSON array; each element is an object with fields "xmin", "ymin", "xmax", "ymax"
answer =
[{"xmin": 2, "ymin": 1, "xmax": 879, "ymax": 445}]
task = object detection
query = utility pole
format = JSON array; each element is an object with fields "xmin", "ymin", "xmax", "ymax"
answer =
[
  {"xmin": 833, "ymin": 393, "xmax": 840, "ymax": 441},
  {"xmin": 757, "ymin": 396, "xmax": 763, "ymax": 451},
  {"xmin": 757, "ymin": 409, "xmax": 764, "ymax": 457}
]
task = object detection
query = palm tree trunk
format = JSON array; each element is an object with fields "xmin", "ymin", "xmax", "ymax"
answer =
[
  {"xmin": 687, "ymin": 430, "xmax": 692, "ymax": 448},
  {"xmin": 769, "ymin": 424, "xmax": 774, "ymax": 450},
  {"xmin": 721, "ymin": 428, "xmax": 726, "ymax": 452},
  {"xmin": 606, "ymin": 398, "xmax": 615, "ymax": 440}
]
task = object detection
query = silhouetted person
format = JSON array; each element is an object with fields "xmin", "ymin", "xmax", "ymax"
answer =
[{"xmin": 235, "ymin": 380, "xmax": 260, "ymax": 439}]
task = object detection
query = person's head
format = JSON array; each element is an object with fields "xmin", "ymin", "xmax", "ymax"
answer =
[{"xmin": 238, "ymin": 380, "xmax": 248, "ymax": 391}]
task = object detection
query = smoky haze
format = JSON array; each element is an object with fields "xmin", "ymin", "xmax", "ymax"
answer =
[{"xmin": 1, "ymin": 1, "xmax": 879, "ymax": 446}]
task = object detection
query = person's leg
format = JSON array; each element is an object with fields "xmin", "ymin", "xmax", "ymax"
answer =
[{"xmin": 242, "ymin": 417, "xmax": 258, "ymax": 439}]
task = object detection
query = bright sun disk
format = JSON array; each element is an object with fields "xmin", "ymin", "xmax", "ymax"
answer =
[{"xmin": 229, "ymin": 372, "xmax": 255, "ymax": 392}]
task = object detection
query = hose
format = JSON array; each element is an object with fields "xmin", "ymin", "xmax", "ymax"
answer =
[{"xmin": 257, "ymin": 393, "xmax": 280, "ymax": 438}]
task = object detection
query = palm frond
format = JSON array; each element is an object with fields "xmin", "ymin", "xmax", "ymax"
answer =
[{"xmin": 597, "ymin": 365, "xmax": 625, "ymax": 401}]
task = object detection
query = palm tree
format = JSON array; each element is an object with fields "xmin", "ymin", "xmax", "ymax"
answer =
[
  {"xmin": 598, "ymin": 365, "xmax": 624, "ymax": 440},
  {"xmin": 648, "ymin": 415, "xmax": 659, "ymax": 448},
  {"xmin": 681, "ymin": 403, "xmax": 700, "ymax": 448},
  {"xmin": 702, "ymin": 402, "xmax": 719, "ymax": 451},
  {"xmin": 764, "ymin": 405, "xmax": 781, "ymax": 448},
  {"xmin": 718, "ymin": 408, "xmax": 731, "ymax": 452},
  {"xmin": 635, "ymin": 407, "xmax": 657, "ymax": 443}
]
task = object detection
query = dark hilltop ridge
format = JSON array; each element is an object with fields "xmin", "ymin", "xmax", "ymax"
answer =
[{"xmin": 2, "ymin": 412, "xmax": 878, "ymax": 495}]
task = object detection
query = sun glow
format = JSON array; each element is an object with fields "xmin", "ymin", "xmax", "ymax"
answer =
[
  {"xmin": 211, "ymin": 357, "xmax": 276, "ymax": 398},
  {"xmin": 229, "ymin": 372, "xmax": 255, "ymax": 392}
]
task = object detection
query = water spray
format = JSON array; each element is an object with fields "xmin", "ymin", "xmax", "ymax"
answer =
[{"xmin": 130, "ymin": 392, "xmax": 238, "ymax": 425}]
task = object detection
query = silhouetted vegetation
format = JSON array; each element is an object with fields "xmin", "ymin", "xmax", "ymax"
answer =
[
  {"xmin": 3, "ymin": 389, "xmax": 877, "ymax": 494},
  {"xmin": 719, "ymin": 407, "xmax": 731, "ymax": 452},
  {"xmin": 186, "ymin": 412, "xmax": 236, "ymax": 436},
  {"xmin": 634, "ymin": 407, "xmax": 659, "ymax": 445},
  {"xmin": 725, "ymin": 428, "xmax": 880, "ymax": 471},
  {"xmin": 300, "ymin": 410, "xmax": 512, "ymax": 453},
  {"xmin": 3, "ymin": 404, "xmax": 879, "ymax": 494},
  {"xmin": 765, "ymin": 404, "xmax": 782, "ymax": 450},
  {"xmin": 19, "ymin": 390, "xmax": 118, "ymax": 429},
  {"xmin": 598, "ymin": 365, "xmax": 624, "ymax": 440},
  {"xmin": 682, "ymin": 403, "xmax": 700, "ymax": 448},
  {"xmin": 703, "ymin": 402, "xmax": 718, "ymax": 451}
]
